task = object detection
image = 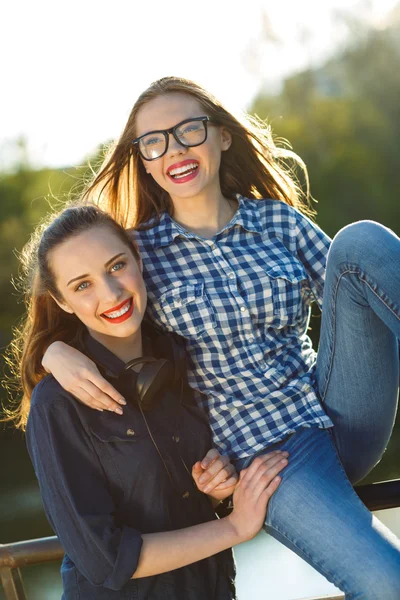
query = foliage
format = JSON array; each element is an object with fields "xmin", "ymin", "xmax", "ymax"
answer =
[{"xmin": 251, "ymin": 25, "xmax": 400, "ymax": 238}]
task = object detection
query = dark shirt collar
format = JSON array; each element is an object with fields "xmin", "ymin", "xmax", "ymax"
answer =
[{"xmin": 80, "ymin": 331, "xmax": 126, "ymax": 378}]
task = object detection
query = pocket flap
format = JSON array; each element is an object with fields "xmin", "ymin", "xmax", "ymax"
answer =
[
  {"xmin": 88, "ymin": 411, "xmax": 148, "ymax": 443},
  {"xmin": 160, "ymin": 282, "xmax": 204, "ymax": 308},
  {"xmin": 265, "ymin": 262, "xmax": 306, "ymax": 284}
]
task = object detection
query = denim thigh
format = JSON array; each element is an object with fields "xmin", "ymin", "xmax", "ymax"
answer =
[
  {"xmin": 315, "ymin": 221, "xmax": 400, "ymax": 483},
  {"xmin": 257, "ymin": 427, "xmax": 400, "ymax": 599}
]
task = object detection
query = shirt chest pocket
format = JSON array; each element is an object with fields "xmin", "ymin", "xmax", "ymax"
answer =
[
  {"xmin": 158, "ymin": 282, "xmax": 216, "ymax": 339},
  {"xmin": 88, "ymin": 415, "xmax": 159, "ymax": 488},
  {"xmin": 265, "ymin": 260, "xmax": 309, "ymax": 327}
]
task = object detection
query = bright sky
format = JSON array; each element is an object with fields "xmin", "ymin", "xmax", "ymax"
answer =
[{"xmin": 0, "ymin": 0, "xmax": 397, "ymax": 170}]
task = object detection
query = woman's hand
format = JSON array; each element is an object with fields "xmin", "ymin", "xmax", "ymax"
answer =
[
  {"xmin": 42, "ymin": 342, "xmax": 126, "ymax": 413},
  {"xmin": 192, "ymin": 449, "xmax": 238, "ymax": 501},
  {"xmin": 227, "ymin": 450, "xmax": 288, "ymax": 542}
]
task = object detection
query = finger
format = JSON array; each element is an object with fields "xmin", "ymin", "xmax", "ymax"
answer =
[
  {"xmin": 198, "ymin": 455, "xmax": 230, "ymax": 485},
  {"xmin": 242, "ymin": 454, "xmax": 288, "ymax": 492},
  {"xmin": 85, "ymin": 381, "xmax": 125, "ymax": 414},
  {"xmin": 192, "ymin": 461, "xmax": 204, "ymax": 478},
  {"xmin": 258, "ymin": 475, "xmax": 282, "ymax": 506},
  {"xmin": 76, "ymin": 382, "xmax": 124, "ymax": 414},
  {"xmin": 202, "ymin": 463, "xmax": 236, "ymax": 492},
  {"xmin": 202, "ymin": 466, "xmax": 234, "ymax": 493},
  {"xmin": 201, "ymin": 449, "xmax": 220, "ymax": 469},
  {"xmin": 240, "ymin": 451, "xmax": 284, "ymax": 484},
  {"xmin": 252, "ymin": 458, "xmax": 288, "ymax": 498},
  {"xmin": 87, "ymin": 371, "xmax": 126, "ymax": 406},
  {"xmin": 212, "ymin": 474, "xmax": 239, "ymax": 491},
  {"xmin": 71, "ymin": 387, "xmax": 104, "ymax": 411}
]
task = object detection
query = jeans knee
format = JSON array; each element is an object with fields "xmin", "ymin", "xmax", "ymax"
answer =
[{"xmin": 328, "ymin": 220, "xmax": 397, "ymax": 271}]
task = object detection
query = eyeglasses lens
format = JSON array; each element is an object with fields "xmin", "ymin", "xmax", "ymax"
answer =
[
  {"xmin": 175, "ymin": 120, "xmax": 206, "ymax": 147},
  {"xmin": 139, "ymin": 120, "xmax": 207, "ymax": 160}
]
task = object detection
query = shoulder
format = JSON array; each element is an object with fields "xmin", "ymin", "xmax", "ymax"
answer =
[
  {"xmin": 30, "ymin": 375, "xmax": 67, "ymax": 406},
  {"xmin": 253, "ymin": 198, "xmax": 324, "ymax": 239},
  {"xmin": 239, "ymin": 197, "xmax": 300, "ymax": 244},
  {"xmin": 240, "ymin": 196, "xmax": 299, "ymax": 226},
  {"xmin": 29, "ymin": 375, "xmax": 82, "ymax": 421},
  {"xmin": 258, "ymin": 197, "xmax": 301, "ymax": 222}
]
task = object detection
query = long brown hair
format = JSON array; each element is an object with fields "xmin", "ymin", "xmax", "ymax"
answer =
[
  {"xmin": 2, "ymin": 204, "xmax": 139, "ymax": 430},
  {"xmin": 83, "ymin": 76, "xmax": 312, "ymax": 228}
]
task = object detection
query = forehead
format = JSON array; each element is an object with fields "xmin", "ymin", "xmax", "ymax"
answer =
[
  {"xmin": 135, "ymin": 93, "xmax": 205, "ymax": 136},
  {"xmin": 50, "ymin": 227, "xmax": 128, "ymax": 285}
]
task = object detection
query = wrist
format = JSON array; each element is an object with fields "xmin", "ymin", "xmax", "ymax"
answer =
[
  {"xmin": 42, "ymin": 341, "xmax": 66, "ymax": 372},
  {"xmin": 224, "ymin": 514, "xmax": 248, "ymax": 544}
]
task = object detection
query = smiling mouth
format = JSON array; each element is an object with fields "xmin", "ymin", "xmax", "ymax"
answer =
[
  {"xmin": 101, "ymin": 298, "xmax": 133, "ymax": 321},
  {"xmin": 167, "ymin": 162, "xmax": 199, "ymax": 179}
]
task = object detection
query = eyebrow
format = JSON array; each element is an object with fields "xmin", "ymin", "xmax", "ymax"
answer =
[{"xmin": 66, "ymin": 253, "xmax": 127, "ymax": 287}]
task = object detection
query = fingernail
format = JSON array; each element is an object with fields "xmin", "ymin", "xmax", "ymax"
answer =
[
  {"xmin": 119, "ymin": 398, "xmax": 127, "ymax": 405},
  {"xmin": 203, "ymin": 486, "xmax": 211, "ymax": 493},
  {"xmin": 280, "ymin": 458, "xmax": 288, "ymax": 464},
  {"xmin": 282, "ymin": 451, "xmax": 289, "ymax": 457},
  {"xmin": 115, "ymin": 408, "xmax": 123, "ymax": 415}
]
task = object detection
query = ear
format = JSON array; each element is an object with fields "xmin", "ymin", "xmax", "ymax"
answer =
[
  {"xmin": 49, "ymin": 292, "xmax": 74, "ymax": 315},
  {"xmin": 220, "ymin": 127, "xmax": 232, "ymax": 151}
]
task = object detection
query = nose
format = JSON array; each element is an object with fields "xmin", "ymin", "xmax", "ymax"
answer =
[
  {"xmin": 166, "ymin": 132, "xmax": 187, "ymax": 158},
  {"xmin": 100, "ymin": 276, "xmax": 122, "ymax": 308}
]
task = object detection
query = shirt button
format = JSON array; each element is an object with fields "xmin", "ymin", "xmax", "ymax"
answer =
[
  {"xmin": 228, "ymin": 272, "xmax": 235, "ymax": 279},
  {"xmin": 126, "ymin": 429, "xmax": 135, "ymax": 436},
  {"xmin": 172, "ymin": 435, "xmax": 180, "ymax": 443},
  {"xmin": 240, "ymin": 306, "xmax": 246, "ymax": 312},
  {"xmin": 248, "ymin": 336, "xmax": 254, "ymax": 343},
  {"xmin": 182, "ymin": 491, "xmax": 190, "ymax": 499}
]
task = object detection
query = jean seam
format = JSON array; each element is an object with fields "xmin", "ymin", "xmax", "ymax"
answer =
[
  {"xmin": 360, "ymin": 272, "xmax": 400, "ymax": 321},
  {"xmin": 320, "ymin": 266, "xmax": 399, "ymax": 403}
]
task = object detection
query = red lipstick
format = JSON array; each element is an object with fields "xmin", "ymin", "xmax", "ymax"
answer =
[
  {"xmin": 101, "ymin": 298, "xmax": 134, "ymax": 324},
  {"xmin": 166, "ymin": 159, "xmax": 199, "ymax": 184}
]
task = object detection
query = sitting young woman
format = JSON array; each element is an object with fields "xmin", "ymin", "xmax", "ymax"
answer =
[{"xmin": 4, "ymin": 204, "xmax": 287, "ymax": 599}]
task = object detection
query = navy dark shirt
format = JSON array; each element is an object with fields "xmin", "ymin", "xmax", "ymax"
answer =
[{"xmin": 26, "ymin": 332, "xmax": 236, "ymax": 599}]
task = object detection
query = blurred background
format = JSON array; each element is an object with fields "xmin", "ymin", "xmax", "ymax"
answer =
[{"xmin": 1, "ymin": 0, "xmax": 399, "ymax": 598}]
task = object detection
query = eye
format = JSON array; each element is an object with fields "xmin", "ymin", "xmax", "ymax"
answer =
[
  {"xmin": 179, "ymin": 121, "xmax": 202, "ymax": 136},
  {"xmin": 142, "ymin": 134, "xmax": 163, "ymax": 147},
  {"xmin": 75, "ymin": 281, "xmax": 90, "ymax": 292},
  {"xmin": 110, "ymin": 260, "xmax": 126, "ymax": 272}
]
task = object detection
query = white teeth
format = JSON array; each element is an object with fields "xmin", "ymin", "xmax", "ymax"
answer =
[
  {"xmin": 103, "ymin": 300, "xmax": 131, "ymax": 319},
  {"xmin": 168, "ymin": 162, "xmax": 198, "ymax": 177}
]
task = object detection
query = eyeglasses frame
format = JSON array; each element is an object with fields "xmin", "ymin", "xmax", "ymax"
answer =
[{"xmin": 132, "ymin": 116, "xmax": 214, "ymax": 161}]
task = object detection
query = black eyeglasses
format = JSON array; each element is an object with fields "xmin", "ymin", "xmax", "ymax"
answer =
[{"xmin": 132, "ymin": 116, "xmax": 214, "ymax": 161}]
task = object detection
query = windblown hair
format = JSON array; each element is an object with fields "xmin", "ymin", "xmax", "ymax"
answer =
[
  {"xmin": 2, "ymin": 204, "xmax": 139, "ymax": 430},
  {"xmin": 82, "ymin": 76, "xmax": 312, "ymax": 228}
]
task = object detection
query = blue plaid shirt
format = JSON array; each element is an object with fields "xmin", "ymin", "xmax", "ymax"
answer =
[{"xmin": 135, "ymin": 196, "xmax": 334, "ymax": 459}]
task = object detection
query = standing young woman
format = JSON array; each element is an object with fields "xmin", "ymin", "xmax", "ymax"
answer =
[
  {"xmin": 43, "ymin": 77, "xmax": 400, "ymax": 598},
  {"xmin": 4, "ymin": 204, "xmax": 286, "ymax": 599}
]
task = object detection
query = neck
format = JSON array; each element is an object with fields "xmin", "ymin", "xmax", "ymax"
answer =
[
  {"xmin": 171, "ymin": 188, "xmax": 238, "ymax": 239},
  {"xmin": 88, "ymin": 329, "xmax": 143, "ymax": 364}
]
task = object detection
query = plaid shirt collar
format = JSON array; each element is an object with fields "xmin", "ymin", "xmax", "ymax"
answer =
[{"xmin": 144, "ymin": 194, "xmax": 263, "ymax": 250}]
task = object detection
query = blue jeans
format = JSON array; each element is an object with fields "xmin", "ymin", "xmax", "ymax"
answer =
[{"xmin": 237, "ymin": 221, "xmax": 400, "ymax": 599}]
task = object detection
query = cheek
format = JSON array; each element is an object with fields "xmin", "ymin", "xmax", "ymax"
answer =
[
  {"xmin": 147, "ymin": 164, "xmax": 164, "ymax": 185},
  {"xmin": 69, "ymin": 295, "xmax": 98, "ymax": 318}
]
